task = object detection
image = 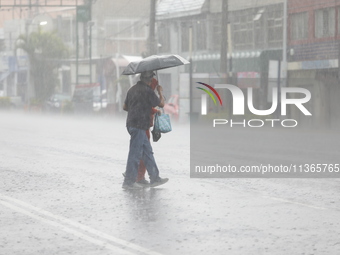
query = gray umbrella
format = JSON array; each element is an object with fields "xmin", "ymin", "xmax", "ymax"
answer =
[{"xmin": 122, "ymin": 54, "xmax": 190, "ymax": 75}]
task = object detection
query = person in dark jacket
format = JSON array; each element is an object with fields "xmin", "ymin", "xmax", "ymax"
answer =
[
  {"xmin": 122, "ymin": 71, "xmax": 168, "ymax": 189},
  {"xmin": 136, "ymin": 78, "xmax": 161, "ymax": 185}
]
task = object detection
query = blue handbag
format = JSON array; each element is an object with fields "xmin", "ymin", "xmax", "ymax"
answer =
[{"xmin": 154, "ymin": 113, "xmax": 172, "ymax": 133}]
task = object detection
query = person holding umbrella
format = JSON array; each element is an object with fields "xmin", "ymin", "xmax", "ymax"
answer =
[
  {"xmin": 122, "ymin": 70, "xmax": 168, "ymax": 189},
  {"xmin": 136, "ymin": 77, "xmax": 161, "ymax": 185},
  {"xmin": 121, "ymin": 54, "xmax": 189, "ymax": 189},
  {"xmin": 122, "ymin": 77, "xmax": 161, "ymax": 186}
]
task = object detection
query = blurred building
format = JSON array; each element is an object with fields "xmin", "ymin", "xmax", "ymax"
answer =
[
  {"xmin": 0, "ymin": 0, "xmax": 150, "ymax": 112},
  {"xmin": 91, "ymin": 0, "xmax": 149, "ymax": 112},
  {"xmin": 287, "ymin": 0, "xmax": 340, "ymax": 128},
  {"xmin": 156, "ymin": 0, "xmax": 285, "ymax": 122},
  {"xmin": 1, "ymin": 0, "xmax": 339, "ymax": 125},
  {"xmin": 92, "ymin": 0, "xmax": 149, "ymax": 57},
  {"xmin": 0, "ymin": 1, "xmax": 80, "ymax": 107}
]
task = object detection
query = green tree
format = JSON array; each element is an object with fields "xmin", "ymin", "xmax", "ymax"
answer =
[
  {"xmin": 16, "ymin": 29, "xmax": 69, "ymax": 103},
  {"xmin": 0, "ymin": 39, "xmax": 5, "ymax": 52}
]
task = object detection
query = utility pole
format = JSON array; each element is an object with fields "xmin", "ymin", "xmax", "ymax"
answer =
[
  {"xmin": 88, "ymin": 0, "xmax": 92, "ymax": 84},
  {"xmin": 189, "ymin": 26, "xmax": 193, "ymax": 118},
  {"xmin": 25, "ymin": 6, "xmax": 36, "ymax": 106},
  {"xmin": 148, "ymin": 0, "xmax": 157, "ymax": 56},
  {"xmin": 338, "ymin": 42, "xmax": 340, "ymax": 80},
  {"xmin": 279, "ymin": 0, "xmax": 288, "ymax": 118},
  {"xmin": 76, "ymin": 11, "xmax": 79, "ymax": 88},
  {"xmin": 282, "ymin": 0, "xmax": 287, "ymax": 84},
  {"xmin": 220, "ymin": 0, "xmax": 228, "ymax": 75},
  {"xmin": 220, "ymin": 0, "xmax": 231, "ymax": 117},
  {"xmin": 25, "ymin": 19, "xmax": 31, "ymax": 106},
  {"xmin": 76, "ymin": 2, "xmax": 91, "ymax": 87}
]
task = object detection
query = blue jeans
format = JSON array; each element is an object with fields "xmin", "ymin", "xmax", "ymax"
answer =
[{"xmin": 124, "ymin": 127, "xmax": 159, "ymax": 185}]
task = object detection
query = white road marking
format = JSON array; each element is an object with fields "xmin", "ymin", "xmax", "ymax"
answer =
[
  {"xmin": 202, "ymin": 180, "xmax": 329, "ymax": 210},
  {"xmin": 0, "ymin": 201, "xmax": 135, "ymax": 255},
  {"xmin": 263, "ymin": 196, "xmax": 327, "ymax": 210},
  {"xmin": 0, "ymin": 194, "xmax": 163, "ymax": 255}
]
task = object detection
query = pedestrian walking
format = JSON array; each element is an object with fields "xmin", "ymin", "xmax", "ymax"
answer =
[
  {"xmin": 122, "ymin": 71, "xmax": 169, "ymax": 189},
  {"xmin": 136, "ymin": 78, "xmax": 161, "ymax": 186}
]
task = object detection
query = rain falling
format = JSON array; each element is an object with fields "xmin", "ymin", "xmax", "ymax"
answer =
[{"xmin": 1, "ymin": 0, "xmax": 340, "ymax": 254}]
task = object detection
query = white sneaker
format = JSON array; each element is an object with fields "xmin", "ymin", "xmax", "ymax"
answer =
[
  {"xmin": 122, "ymin": 182, "xmax": 145, "ymax": 190},
  {"xmin": 136, "ymin": 179, "xmax": 150, "ymax": 187}
]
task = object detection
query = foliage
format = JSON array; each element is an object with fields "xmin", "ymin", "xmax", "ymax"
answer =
[
  {"xmin": 16, "ymin": 29, "xmax": 69, "ymax": 103},
  {"xmin": 0, "ymin": 97, "xmax": 11, "ymax": 109},
  {"xmin": 0, "ymin": 39, "xmax": 5, "ymax": 52},
  {"xmin": 30, "ymin": 98, "xmax": 42, "ymax": 106},
  {"xmin": 61, "ymin": 100, "xmax": 74, "ymax": 113}
]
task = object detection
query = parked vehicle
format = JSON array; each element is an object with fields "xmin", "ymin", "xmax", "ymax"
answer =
[
  {"xmin": 45, "ymin": 94, "xmax": 72, "ymax": 112},
  {"xmin": 164, "ymin": 94, "xmax": 179, "ymax": 120},
  {"xmin": 93, "ymin": 97, "xmax": 108, "ymax": 111},
  {"xmin": 72, "ymin": 83, "xmax": 106, "ymax": 113}
]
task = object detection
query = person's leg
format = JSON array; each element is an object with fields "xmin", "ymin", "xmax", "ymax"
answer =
[
  {"xmin": 136, "ymin": 129, "xmax": 150, "ymax": 182},
  {"xmin": 140, "ymin": 130, "xmax": 168, "ymax": 187},
  {"xmin": 137, "ymin": 160, "xmax": 146, "ymax": 182},
  {"xmin": 141, "ymin": 135, "xmax": 160, "ymax": 183},
  {"xmin": 124, "ymin": 127, "xmax": 146, "ymax": 185}
]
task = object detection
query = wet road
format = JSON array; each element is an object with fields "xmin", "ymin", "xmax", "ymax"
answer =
[{"xmin": 1, "ymin": 112, "xmax": 340, "ymax": 255}]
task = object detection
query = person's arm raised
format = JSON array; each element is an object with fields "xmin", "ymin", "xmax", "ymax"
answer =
[
  {"xmin": 123, "ymin": 103, "xmax": 128, "ymax": 111},
  {"xmin": 157, "ymin": 85, "xmax": 165, "ymax": 108}
]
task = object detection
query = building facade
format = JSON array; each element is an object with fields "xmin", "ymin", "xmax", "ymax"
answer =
[
  {"xmin": 287, "ymin": 0, "xmax": 340, "ymax": 128},
  {"xmin": 0, "ymin": 2, "xmax": 80, "ymax": 106},
  {"xmin": 92, "ymin": 0, "xmax": 150, "ymax": 57},
  {"xmin": 0, "ymin": 0, "xmax": 150, "ymax": 112},
  {"xmin": 156, "ymin": 0, "xmax": 285, "ymax": 121}
]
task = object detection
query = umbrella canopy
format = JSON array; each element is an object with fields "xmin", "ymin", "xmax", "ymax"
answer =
[{"xmin": 122, "ymin": 54, "xmax": 190, "ymax": 75}]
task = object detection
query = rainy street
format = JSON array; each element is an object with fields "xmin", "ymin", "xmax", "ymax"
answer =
[
  {"xmin": 1, "ymin": 112, "xmax": 340, "ymax": 255},
  {"xmin": 1, "ymin": 0, "xmax": 340, "ymax": 254}
]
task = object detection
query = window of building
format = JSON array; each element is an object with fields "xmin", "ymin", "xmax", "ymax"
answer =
[
  {"xmin": 104, "ymin": 19, "xmax": 147, "ymax": 55},
  {"xmin": 122, "ymin": 40, "xmax": 133, "ymax": 53},
  {"xmin": 210, "ymin": 16, "xmax": 221, "ymax": 51},
  {"xmin": 315, "ymin": 8, "xmax": 335, "ymax": 38},
  {"xmin": 232, "ymin": 9, "xmax": 253, "ymax": 50},
  {"xmin": 119, "ymin": 21, "xmax": 132, "ymax": 39},
  {"xmin": 254, "ymin": 18, "xmax": 265, "ymax": 48},
  {"xmin": 58, "ymin": 17, "xmax": 74, "ymax": 44},
  {"xmin": 135, "ymin": 41, "xmax": 147, "ymax": 55},
  {"xmin": 267, "ymin": 10, "xmax": 283, "ymax": 47},
  {"xmin": 105, "ymin": 19, "xmax": 147, "ymax": 40},
  {"xmin": 290, "ymin": 12, "xmax": 308, "ymax": 40},
  {"xmin": 157, "ymin": 22, "xmax": 170, "ymax": 53},
  {"xmin": 105, "ymin": 21, "xmax": 119, "ymax": 38},
  {"xmin": 181, "ymin": 22, "xmax": 190, "ymax": 52},
  {"xmin": 133, "ymin": 21, "xmax": 147, "ymax": 39},
  {"xmin": 195, "ymin": 20, "xmax": 207, "ymax": 51}
]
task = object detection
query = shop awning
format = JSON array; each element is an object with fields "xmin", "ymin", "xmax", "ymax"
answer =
[
  {"xmin": 156, "ymin": 0, "xmax": 206, "ymax": 20},
  {"xmin": 187, "ymin": 49, "xmax": 282, "ymax": 73}
]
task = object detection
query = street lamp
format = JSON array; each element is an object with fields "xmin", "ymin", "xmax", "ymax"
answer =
[
  {"xmin": 39, "ymin": 21, "xmax": 48, "ymax": 26},
  {"xmin": 31, "ymin": 14, "xmax": 53, "ymax": 32}
]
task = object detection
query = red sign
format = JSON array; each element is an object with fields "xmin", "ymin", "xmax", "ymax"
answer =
[{"xmin": 76, "ymin": 83, "xmax": 100, "ymax": 89}]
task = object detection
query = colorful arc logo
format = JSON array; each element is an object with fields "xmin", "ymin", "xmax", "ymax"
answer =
[{"xmin": 196, "ymin": 82, "xmax": 223, "ymax": 106}]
